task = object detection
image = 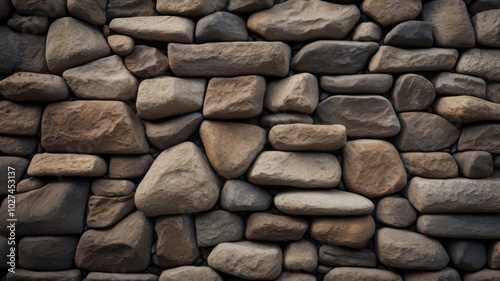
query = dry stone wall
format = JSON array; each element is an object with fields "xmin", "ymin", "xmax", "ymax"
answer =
[{"xmin": 0, "ymin": 0, "xmax": 500, "ymax": 280}]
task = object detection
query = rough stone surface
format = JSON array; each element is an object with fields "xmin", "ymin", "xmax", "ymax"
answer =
[
  {"xmin": 220, "ymin": 180, "xmax": 272, "ymax": 212},
  {"xmin": 227, "ymin": 0, "xmax": 273, "ymax": 13},
  {"xmin": 16, "ymin": 177, "xmax": 44, "ymax": 193},
  {"xmin": 319, "ymin": 245, "xmax": 377, "ymax": 268},
  {"xmin": 376, "ymin": 227, "xmax": 450, "ymax": 270},
  {"xmin": 261, "ymin": 113, "xmax": 314, "ymax": 128},
  {"xmin": 453, "ymin": 151, "xmax": 493, "ymax": 178},
  {"xmin": 456, "ymin": 49, "xmax": 500, "ymax": 82},
  {"xmin": 110, "ymin": 16, "xmax": 194, "ymax": 43},
  {"xmin": 274, "ymin": 189, "xmax": 374, "ymax": 216},
  {"xmin": 135, "ymin": 142, "xmax": 220, "ymax": 216},
  {"xmin": 169, "ymin": 42, "xmax": 291, "ymax": 77},
  {"xmin": 157, "ymin": 0, "xmax": 227, "ymax": 16},
  {"xmin": 11, "ymin": 0, "xmax": 67, "ymax": 17},
  {"xmin": 391, "ymin": 74, "xmax": 436, "ymax": 112},
  {"xmin": 28, "ymin": 153, "xmax": 107, "ymax": 177},
  {"xmin": 472, "ymin": 10, "xmax": 500, "ymax": 47},
  {"xmin": 404, "ymin": 268, "xmax": 461, "ymax": 281},
  {"xmin": 462, "ymin": 270, "xmax": 500, "ymax": 281},
  {"xmin": 458, "ymin": 124, "xmax": 500, "ymax": 154},
  {"xmin": 0, "ymin": 157, "xmax": 29, "ymax": 196},
  {"xmin": 154, "ymin": 215, "xmax": 199, "ymax": 267},
  {"xmin": 41, "ymin": 101, "xmax": 149, "ymax": 154},
  {"xmin": 137, "ymin": 77, "xmax": 205, "ymax": 120},
  {"xmin": 5, "ymin": 269, "xmax": 82, "ymax": 281},
  {"xmin": 369, "ymin": 46, "xmax": 459, "ymax": 73},
  {"xmin": 291, "ymin": 41, "xmax": 379, "ymax": 74},
  {"xmin": 203, "ymin": 75, "xmax": 266, "ymax": 119},
  {"xmin": 246, "ymin": 212, "xmax": 308, "ymax": 241},
  {"xmin": 311, "ymin": 215, "xmax": 375, "ymax": 248},
  {"xmin": 0, "ymin": 27, "xmax": 48, "ymax": 74},
  {"xmin": 417, "ymin": 214, "xmax": 500, "ymax": 239},
  {"xmin": 422, "ymin": 0, "xmax": 476, "ymax": 48},
  {"xmin": 107, "ymin": 0, "xmax": 155, "ymax": 18},
  {"xmin": 247, "ymin": 0, "xmax": 359, "ymax": 41},
  {"xmin": 0, "ymin": 72, "xmax": 70, "ymax": 102},
  {"xmin": 91, "ymin": 179, "xmax": 136, "ymax": 197},
  {"xmin": 265, "ymin": 73, "xmax": 319, "ymax": 114},
  {"xmin": 324, "ymin": 267, "xmax": 403, "ymax": 281},
  {"xmin": 19, "ymin": 236, "xmax": 78, "ymax": 270},
  {"xmin": 394, "ymin": 112, "xmax": 460, "ymax": 152},
  {"xmin": 200, "ymin": 121, "xmax": 266, "ymax": 179},
  {"xmin": 208, "ymin": 241, "xmax": 283, "ymax": 280},
  {"xmin": 0, "ymin": 101, "xmax": 42, "ymax": 136},
  {"xmin": 384, "ymin": 21, "xmax": 433, "ymax": 47},
  {"xmin": 86, "ymin": 273, "xmax": 158, "ymax": 281},
  {"xmin": 124, "ymin": 46, "xmax": 169, "ymax": 78},
  {"xmin": 159, "ymin": 266, "xmax": 222, "ymax": 281},
  {"xmin": 107, "ymin": 35, "xmax": 135, "ymax": 56},
  {"xmin": 400, "ymin": 152, "xmax": 459, "ymax": 178},
  {"xmin": 195, "ymin": 210, "xmax": 244, "ymax": 247},
  {"xmin": 433, "ymin": 72, "xmax": 486, "ymax": 98},
  {"xmin": 361, "ymin": 0, "xmax": 422, "ymax": 26},
  {"xmin": 196, "ymin": 12, "xmax": 248, "ymax": 43},
  {"xmin": 87, "ymin": 193, "xmax": 136, "ymax": 228},
  {"xmin": 315, "ymin": 96, "xmax": 400, "ymax": 138},
  {"xmin": 469, "ymin": 0, "xmax": 500, "ymax": 14},
  {"xmin": 489, "ymin": 241, "xmax": 500, "ymax": 269},
  {"xmin": 269, "ymin": 124, "xmax": 346, "ymax": 151},
  {"xmin": 284, "ymin": 239, "xmax": 317, "ymax": 272},
  {"xmin": 376, "ymin": 196, "xmax": 417, "ymax": 228},
  {"xmin": 351, "ymin": 22, "xmax": 383, "ymax": 42},
  {"xmin": 46, "ymin": 17, "xmax": 111, "ymax": 74},
  {"xmin": 76, "ymin": 211, "xmax": 152, "ymax": 272},
  {"xmin": 447, "ymin": 240, "xmax": 487, "ymax": 272},
  {"xmin": 0, "ymin": 136, "xmax": 38, "ymax": 156},
  {"xmin": 434, "ymin": 96, "xmax": 500, "ymax": 123},
  {"xmin": 276, "ymin": 272, "xmax": 316, "ymax": 281},
  {"xmin": 343, "ymin": 140, "xmax": 407, "ymax": 198},
  {"xmin": 248, "ymin": 151, "xmax": 341, "ymax": 188},
  {"xmin": 320, "ymin": 74, "xmax": 393, "ymax": 94},
  {"xmin": 109, "ymin": 154, "xmax": 154, "ymax": 179},
  {"xmin": 145, "ymin": 113, "xmax": 203, "ymax": 150},
  {"xmin": 68, "ymin": 0, "xmax": 107, "ymax": 26},
  {"xmin": 487, "ymin": 83, "xmax": 500, "ymax": 103}
]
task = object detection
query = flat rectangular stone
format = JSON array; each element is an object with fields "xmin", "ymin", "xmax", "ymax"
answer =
[
  {"xmin": 109, "ymin": 16, "xmax": 194, "ymax": 43},
  {"xmin": 168, "ymin": 42, "xmax": 290, "ymax": 77},
  {"xmin": 417, "ymin": 214, "xmax": 500, "ymax": 239},
  {"xmin": 28, "ymin": 153, "xmax": 107, "ymax": 177},
  {"xmin": 406, "ymin": 177, "xmax": 500, "ymax": 213}
]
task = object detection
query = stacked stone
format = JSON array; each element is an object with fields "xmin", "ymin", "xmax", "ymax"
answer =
[{"xmin": 0, "ymin": 0, "xmax": 500, "ymax": 280}]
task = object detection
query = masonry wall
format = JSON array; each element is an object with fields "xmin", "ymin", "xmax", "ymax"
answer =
[{"xmin": 0, "ymin": 0, "xmax": 500, "ymax": 280}]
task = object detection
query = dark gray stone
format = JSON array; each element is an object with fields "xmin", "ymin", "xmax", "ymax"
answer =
[
  {"xmin": 19, "ymin": 236, "xmax": 79, "ymax": 270},
  {"xmin": 6, "ymin": 269, "xmax": 82, "ymax": 281},
  {"xmin": 376, "ymin": 196, "xmax": 416, "ymax": 228},
  {"xmin": 453, "ymin": 151, "xmax": 493, "ymax": 178},
  {"xmin": 447, "ymin": 240, "xmax": 487, "ymax": 272},
  {"xmin": 417, "ymin": 214, "xmax": 500, "ymax": 239},
  {"xmin": 0, "ymin": 136, "xmax": 38, "ymax": 156},
  {"xmin": 107, "ymin": 0, "xmax": 155, "ymax": 18},
  {"xmin": 390, "ymin": 74, "xmax": 436, "ymax": 112},
  {"xmin": 145, "ymin": 113, "xmax": 203, "ymax": 150},
  {"xmin": 220, "ymin": 180, "xmax": 272, "ymax": 212},
  {"xmin": 384, "ymin": 21, "xmax": 433, "ymax": 47},
  {"xmin": 458, "ymin": 124, "xmax": 500, "ymax": 154},
  {"xmin": 7, "ymin": 14, "xmax": 49, "ymax": 35},
  {"xmin": 196, "ymin": 12, "xmax": 248, "ymax": 43},
  {"xmin": 85, "ymin": 273, "xmax": 158, "ymax": 281},
  {"xmin": 319, "ymin": 245, "xmax": 377, "ymax": 267},
  {"xmin": 0, "ymin": 156, "xmax": 29, "ymax": 196},
  {"xmin": 195, "ymin": 210, "xmax": 245, "ymax": 247}
]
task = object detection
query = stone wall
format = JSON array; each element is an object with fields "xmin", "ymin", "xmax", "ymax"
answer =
[{"xmin": 0, "ymin": 0, "xmax": 500, "ymax": 280}]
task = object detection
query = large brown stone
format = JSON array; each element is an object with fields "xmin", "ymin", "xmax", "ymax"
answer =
[
  {"xmin": 265, "ymin": 73, "xmax": 319, "ymax": 114},
  {"xmin": 168, "ymin": 42, "xmax": 291, "ymax": 77},
  {"xmin": 393, "ymin": 112, "xmax": 460, "ymax": 152},
  {"xmin": 456, "ymin": 49, "xmax": 500, "ymax": 82},
  {"xmin": 311, "ymin": 215, "xmax": 375, "ymax": 248},
  {"xmin": 315, "ymin": 95, "xmax": 400, "ymax": 138},
  {"xmin": 269, "ymin": 124, "xmax": 346, "ymax": 151},
  {"xmin": 245, "ymin": 212, "xmax": 308, "ymax": 241},
  {"xmin": 46, "ymin": 17, "xmax": 111, "ymax": 74},
  {"xmin": 434, "ymin": 96, "xmax": 500, "ymax": 123},
  {"xmin": 247, "ymin": 0, "xmax": 359, "ymax": 41},
  {"xmin": 27, "ymin": 153, "xmax": 107, "ymax": 177},
  {"xmin": 200, "ymin": 121, "xmax": 266, "ymax": 179},
  {"xmin": 0, "ymin": 72, "xmax": 70, "ymax": 102},
  {"xmin": 135, "ymin": 142, "xmax": 220, "ymax": 216},
  {"xmin": 291, "ymin": 41, "xmax": 379, "ymax": 74},
  {"xmin": 343, "ymin": 139, "xmax": 407, "ymax": 198},
  {"xmin": 400, "ymin": 152, "xmax": 458, "ymax": 178},
  {"xmin": 361, "ymin": 0, "xmax": 422, "ymax": 26},
  {"xmin": 369, "ymin": 46, "xmax": 458, "ymax": 73},
  {"xmin": 75, "ymin": 211, "xmax": 153, "ymax": 272},
  {"xmin": 154, "ymin": 215, "xmax": 199, "ymax": 267},
  {"xmin": 248, "ymin": 151, "xmax": 341, "ymax": 188},
  {"xmin": 0, "ymin": 101, "xmax": 42, "ymax": 136},
  {"xmin": 41, "ymin": 101, "xmax": 149, "ymax": 154}
]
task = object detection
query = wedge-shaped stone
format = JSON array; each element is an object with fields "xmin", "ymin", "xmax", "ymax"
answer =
[
  {"xmin": 376, "ymin": 228, "xmax": 449, "ymax": 270},
  {"xmin": 343, "ymin": 140, "xmax": 407, "ymax": 198},
  {"xmin": 269, "ymin": 124, "xmax": 346, "ymax": 151},
  {"xmin": 0, "ymin": 72, "xmax": 69, "ymax": 102},
  {"xmin": 320, "ymin": 74, "xmax": 393, "ymax": 94},
  {"xmin": 0, "ymin": 181, "xmax": 89, "ymax": 236},
  {"xmin": 169, "ymin": 42, "xmax": 290, "ymax": 77},
  {"xmin": 41, "ymin": 101, "xmax": 149, "ymax": 154},
  {"xmin": 432, "ymin": 72, "xmax": 486, "ymax": 98},
  {"xmin": 274, "ymin": 189, "xmax": 374, "ymax": 216},
  {"xmin": 246, "ymin": 213, "xmax": 308, "ymax": 241},
  {"xmin": 375, "ymin": 196, "xmax": 417, "ymax": 228},
  {"xmin": 220, "ymin": 180, "xmax": 272, "ymax": 212},
  {"xmin": 146, "ymin": 113, "xmax": 203, "ymax": 150},
  {"xmin": 422, "ymin": 0, "xmax": 475, "ymax": 48},
  {"xmin": 319, "ymin": 245, "xmax": 377, "ymax": 268},
  {"xmin": 200, "ymin": 121, "xmax": 266, "ymax": 179},
  {"xmin": 400, "ymin": 152, "xmax": 458, "ymax": 178},
  {"xmin": 46, "ymin": 17, "xmax": 111, "ymax": 74},
  {"xmin": 91, "ymin": 179, "xmax": 136, "ymax": 197},
  {"xmin": 63, "ymin": 55, "xmax": 138, "ymax": 101},
  {"xmin": 68, "ymin": 0, "xmax": 106, "ymax": 26},
  {"xmin": 311, "ymin": 215, "xmax": 375, "ymax": 248},
  {"xmin": 417, "ymin": 214, "xmax": 500, "ymax": 239},
  {"xmin": 391, "ymin": 74, "xmax": 435, "ymax": 112},
  {"xmin": 160, "ymin": 266, "xmax": 222, "ymax": 281},
  {"xmin": 203, "ymin": 75, "xmax": 266, "ymax": 119},
  {"xmin": 75, "ymin": 211, "xmax": 153, "ymax": 272},
  {"xmin": 406, "ymin": 177, "xmax": 500, "ymax": 213},
  {"xmin": 109, "ymin": 16, "xmax": 194, "ymax": 43},
  {"xmin": 208, "ymin": 241, "xmax": 282, "ymax": 280},
  {"xmin": 86, "ymin": 273, "xmax": 158, "ymax": 281},
  {"xmin": 28, "ymin": 153, "xmax": 107, "ymax": 177},
  {"xmin": 384, "ymin": 21, "xmax": 433, "ymax": 48},
  {"xmin": 157, "ymin": 0, "xmax": 226, "ymax": 16},
  {"xmin": 315, "ymin": 96, "xmax": 400, "ymax": 138},
  {"xmin": 109, "ymin": 154, "xmax": 154, "ymax": 179},
  {"xmin": 458, "ymin": 124, "xmax": 500, "ymax": 154},
  {"xmin": 473, "ymin": 10, "xmax": 500, "ymax": 47},
  {"xmin": 352, "ymin": 22, "xmax": 382, "ymax": 42},
  {"xmin": 394, "ymin": 112, "xmax": 460, "ymax": 152},
  {"xmin": 265, "ymin": 73, "xmax": 319, "ymax": 114},
  {"xmin": 435, "ymin": 96, "xmax": 500, "ymax": 123},
  {"xmin": 248, "ymin": 151, "xmax": 341, "ymax": 188},
  {"xmin": 87, "ymin": 193, "xmax": 136, "ymax": 228},
  {"xmin": 124, "ymin": 45, "xmax": 169, "ymax": 78},
  {"xmin": 247, "ymin": 0, "xmax": 359, "ymax": 41},
  {"xmin": 325, "ymin": 267, "xmax": 403, "ymax": 281},
  {"xmin": 456, "ymin": 49, "xmax": 500, "ymax": 82},
  {"xmin": 369, "ymin": 46, "xmax": 458, "ymax": 73},
  {"xmin": 0, "ymin": 101, "xmax": 42, "ymax": 136},
  {"xmin": 196, "ymin": 11, "xmax": 248, "ymax": 43},
  {"xmin": 454, "ymin": 151, "xmax": 493, "ymax": 178},
  {"xmin": 135, "ymin": 142, "xmax": 220, "ymax": 216},
  {"xmin": 361, "ymin": 0, "xmax": 421, "ymax": 26},
  {"xmin": 291, "ymin": 41, "xmax": 379, "ymax": 74}
]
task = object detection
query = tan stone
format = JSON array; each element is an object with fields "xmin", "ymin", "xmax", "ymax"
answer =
[
  {"xmin": 245, "ymin": 212, "xmax": 308, "ymax": 241},
  {"xmin": 109, "ymin": 154, "xmax": 154, "ymax": 179},
  {"xmin": 247, "ymin": 0, "xmax": 359, "ymax": 41},
  {"xmin": 0, "ymin": 101, "xmax": 42, "ymax": 136},
  {"xmin": 87, "ymin": 193, "xmax": 135, "ymax": 228},
  {"xmin": 28, "ymin": 153, "xmax": 107, "ymax": 177},
  {"xmin": 248, "ymin": 151, "xmax": 341, "ymax": 188},
  {"xmin": 107, "ymin": 35, "xmax": 134, "ymax": 56},
  {"xmin": 284, "ymin": 239, "xmax": 318, "ymax": 272},
  {"xmin": 434, "ymin": 96, "xmax": 500, "ymax": 123},
  {"xmin": 343, "ymin": 140, "xmax": 407, "ymax": 198},
  {"xmin": 203, "ymin": 75, "xmax": 266, "ymax": 119},
  {"xmin": 159, "ymin": 266, "xmax": 222, "ymax": 281},
  {"xmin": 261, "ymin": 113, "xmax": 314, "ymax": 128},
  {"xmin": 400, "ymin": 152, "xmax": 458, "ymax": 178},
  {"xmin": 156, "ymin": 0, "xmax": 226, "ymax": 16},
  {"xmin": 311, "ymin": 215, "xmax": 375, "ymax": 248},
  {"xmin": 269, "ymin": 124, "xmax": 346, "ymax": 151},
  {"xmin": 265, "ymin": 73, "xmax": 319, "ymax": 114},
  {"xmin": 124, "ymin": 45, "xmax": 169, "ymax": 78},
  {"xmin": 41, "ymin": 101, "xmax": 149, "ymax": 154},
  {"xmin": 0, "ymin": 72, "xmax": 69, "ymax": 102},
  {"xmin": 361, "ymin": 0, "xmax": 422, "ymax": 26},
  {"xmin": 325, "ymin": 267, "xmax": 403, "ymax": 281},
  {"xmin": 200, "ymin": 121, "xmax": 266, "ymax": 179},
  {"xmin": 109, "ymin": 16, "xmax": 194, "ymax": 43}
]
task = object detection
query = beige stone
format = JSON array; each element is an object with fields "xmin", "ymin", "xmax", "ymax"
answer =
[
  {"xmin": 311, "ymin": 215, "xmax": 375, "ymax": 248},
  {"xmin": 109, "ymin": 16, "xmax": 194, "ymax": 43},
  {"xmin": 284, "ymin": 239, "xmax": 317, "ymax": 272},
  {"xmin": 157, "ymin": 0, "xmax": 226, "ymax": 16},
  {"xmin": 320, "ymin": 74, "xmax": 393, "ymax": 94},
  {"xmin": 0, "ymin": 72, "xmax": 69, "ymax": 102},
  {"xmin": 107, "ymin": 35, "xmax": 135, "ymax": 56},
  {"xmin": 400, "ymin": 152, "xmax": 458, "ymax": 178},
  {"xmin": 109, "ymin": 154, "xmax": 154, "ymax": 179},
  {"xmin": 28, "ymin": 153, "xmax": 107, "ymax": 177},
  {"xmin": 265, "ymin": 73, "xmax": 319, "ymax": 114},
  {"xmin": 200, "ymin": 121, "xmax": 266, "ymax": 179},
  {"xmin": 325, "ymin": 267, "xmax": 403, "ymax": 281},
  {"xmin": 245, "ymin": 212, "xmax": 308, "ymax": 241},
  {"xmin": 361, "ymin": 0, "xmax": 422, "ymax": 26},
  {"xmin": 434, "ymin": 96, "xmax": 500, "ymax": 123},
  {"xmin": 269, "ymin": 124, "xmax": 346, "ymax": 151},
  {"xmin": 124, "ymin": 45, "xmax": 169, "ymax": 78},
  {"xmin": 160, "ymin": 266, "xmax": 222, "ymax": 281}
]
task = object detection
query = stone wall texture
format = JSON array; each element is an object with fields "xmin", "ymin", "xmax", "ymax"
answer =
[{"xmin": 1, "ymin": 0, "xmax": 500, "ymax": 280}]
